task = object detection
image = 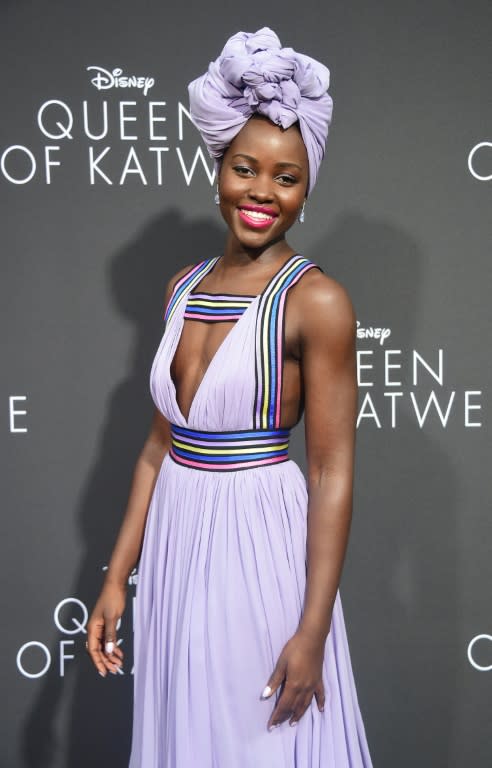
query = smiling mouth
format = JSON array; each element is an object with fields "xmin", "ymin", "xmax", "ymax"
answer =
[{"xmin": 237, "ymin": 207, "xmax": 278, "ymax": 228}]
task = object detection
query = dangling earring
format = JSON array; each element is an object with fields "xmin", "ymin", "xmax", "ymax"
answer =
[
  {"xmin": 214, "ymin": 185, "xmax": 220, "ymax": 205},
  {"xmin": 298, "ymin": 200, "xmax": 306, "ymax": 224}
]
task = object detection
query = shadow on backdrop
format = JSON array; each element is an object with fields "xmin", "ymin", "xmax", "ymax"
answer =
[
  {"xmin": 305, "ymin": 211, "xmax": 459, "ymax": 768},
  {"xmin": 21, "ymin": 210, "xmax": 224, "ymax": 768}
]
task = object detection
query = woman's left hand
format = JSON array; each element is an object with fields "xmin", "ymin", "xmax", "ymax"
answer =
[{"xmin": 262, "ymin": 629, "xmax": 326, "ymax": 729}]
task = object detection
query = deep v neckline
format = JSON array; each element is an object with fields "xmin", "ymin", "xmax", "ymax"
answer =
[
  {"xmin": 168, "ymin": 253, "xmax": 299, "ymax": 426},
  {"xmin": 169, "ymin": 294, "xmax": 259, "ymax": 425}
]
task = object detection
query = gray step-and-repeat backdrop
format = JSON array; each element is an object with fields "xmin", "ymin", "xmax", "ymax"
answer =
[{"xmin": 1, "ymin": 1, "xmax": 490, "ymax": 766}]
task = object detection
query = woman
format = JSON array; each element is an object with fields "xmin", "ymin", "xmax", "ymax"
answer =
[{"xmin": 87, "ymin": 27, "xmax": 373, "ymax": 767}]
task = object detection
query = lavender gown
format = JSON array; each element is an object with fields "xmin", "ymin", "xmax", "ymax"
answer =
[{"xmin": 129, "ymin": 255, "xmax": 372, "ymax": 767}]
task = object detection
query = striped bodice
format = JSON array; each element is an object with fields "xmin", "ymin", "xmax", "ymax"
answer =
[
  {"xmin": 163, "ymin": 253, "xmax": 322, "ymax": 440},
  {"xmin": 184, "ymin": 293, "xmax": 256, "ymax": 322},
  {"xmin": 252, "ymin": 256, "xmax": 320, "ymax": 429}
]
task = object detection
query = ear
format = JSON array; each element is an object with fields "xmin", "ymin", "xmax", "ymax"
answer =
[{"xmin": 215, "ymin": 155, "xmax": 224, "ymax": 182}]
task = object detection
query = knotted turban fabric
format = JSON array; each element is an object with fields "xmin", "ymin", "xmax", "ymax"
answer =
[{"xmin": 188, "ymin": 27, "xmax": 333, "ymax": 195}]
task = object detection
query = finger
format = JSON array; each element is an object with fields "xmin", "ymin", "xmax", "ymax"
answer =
[
  {"xmin": 86, "ymin": 619, "xmax": 112, "ymax": 677},
  {"xmin": 288, "ymin": 692, "xmax": 314, "ymax": 725},
  {"xmin": 104, "ymin": 618, "xmax": 123, "ymax": 672},
  {"xmin": 104, "ymin": 616, "xmax": 118, "ymax": 654},
  {"xmin": 314, "ymin": 681, "xmax": 325, "ymax": 712},
  {"xmin": 260, "ymin": 659, "xmax": 287, "ymax": 700},
  {"xmin": 112, "ymin": 641, "xmax": 124, "ymax": 662},
  {"xmin": 87, "ymin": 643, "xmax": 111, "ymax": 676},
  {"xmin": 108, "ymin": 639, "xmax": 124, "ymax": 673},
  {"xmin": 267, "ymin": 685, "xmax": 297, "ymax": 730},
  {"xmin": 87, "ymin": 617, "xmax": 122, "ymax": 675},
  {"xmin": 102, "ymin": 641, "xmax": 124, "ymax": 674}
]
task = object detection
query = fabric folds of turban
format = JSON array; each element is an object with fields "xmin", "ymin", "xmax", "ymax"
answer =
[{"xmin": 188, "ymin": 27, "xmax": 333, "ymax": 195}]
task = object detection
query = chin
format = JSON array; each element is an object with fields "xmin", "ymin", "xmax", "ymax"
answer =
[
  {"xmin": 235, "ymin": 231, "xmax": 280, "ymax": 250},
  {"xmin": 233, "ymin": 221, "xmax": 289, "ymax": 247}
]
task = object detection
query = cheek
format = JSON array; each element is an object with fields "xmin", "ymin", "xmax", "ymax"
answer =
[
  {"xmin": 218, "ymin": 174, "xmax": 243, "ymax": 201},
  {"xmin": 280, "ymin": 191, "xmax": 305, "ymax": 216}
]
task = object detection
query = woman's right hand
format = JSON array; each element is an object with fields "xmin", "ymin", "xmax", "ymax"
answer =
[{"xmin": 86, "ymin": 582, "xmax": 126, "ymax": 677}]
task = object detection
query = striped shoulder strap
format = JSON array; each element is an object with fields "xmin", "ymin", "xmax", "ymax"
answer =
[
  {"xmin": 164, "ymin": 257, "xmax": 220, "ymax": 324},
  {"xmin": 253, "ymin": 255, "xmax": 322, "ymax": 429}
]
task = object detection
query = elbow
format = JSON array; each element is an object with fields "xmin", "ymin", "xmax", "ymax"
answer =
[
  {"xmin": 307, "ymin": 465, "xmax": 354, "ymax": 507},
  {"xmin": 307, "ymin": 464, "xmax": 334, "ymax": 490}
]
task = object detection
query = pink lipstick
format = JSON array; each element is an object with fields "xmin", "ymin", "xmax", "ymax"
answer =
[{"xmin": 237, "ymin": 205, "xmax": 278, "ymax": 230}]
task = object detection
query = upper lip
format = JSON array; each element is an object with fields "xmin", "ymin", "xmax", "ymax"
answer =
[{"xmin": 238, "ymin": 204, "xmax": 278, "ymax": 217}]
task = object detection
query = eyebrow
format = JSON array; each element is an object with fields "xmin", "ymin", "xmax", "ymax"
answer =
[{"xmin": 231, "ymin": 153, "xmax": 303, "ymax": 171}]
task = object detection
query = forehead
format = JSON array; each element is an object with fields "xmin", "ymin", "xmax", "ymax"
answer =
[{"xmin": 227, "ymin": 117, "xmax": 308, "ymax": 168}]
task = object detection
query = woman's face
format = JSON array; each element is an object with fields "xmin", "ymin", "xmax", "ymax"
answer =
[{"xmin": 218, "ymin": 116, "xmax": 309, "ymax": 250}]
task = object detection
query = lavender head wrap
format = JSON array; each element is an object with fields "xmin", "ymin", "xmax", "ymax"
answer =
[{"xmin": 188, "ymin": 27, "xmax": 333, "ymax": 195}]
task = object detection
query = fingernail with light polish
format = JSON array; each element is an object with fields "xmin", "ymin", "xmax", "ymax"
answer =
[
  {"xmin": 98, "ymin": 672, "xmax": 106, "ymax": 677},
  {"xmin": 261, "ymin": 685, "xmax": 272, "ymax": 699}
]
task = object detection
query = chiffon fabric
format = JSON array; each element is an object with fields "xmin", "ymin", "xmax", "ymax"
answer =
[
  {"xmin": 129, "ymin": 256, "xmax": 372, "ymax": 767},
  {"xmin": 188, "ymin": 26, "xmax": 333, "ymax": 195}
]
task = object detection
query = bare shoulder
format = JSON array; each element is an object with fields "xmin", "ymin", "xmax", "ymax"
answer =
[{"xmin": 291, "ymin": 267, "xmax": 356, "ymax": 342}]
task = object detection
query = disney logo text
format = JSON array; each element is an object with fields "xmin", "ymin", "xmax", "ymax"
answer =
[
  {"xmin": 357, "ymin": 321, "xmax": 391, "ymax": 346},
  {"xmin": 87, "ymin": 66, "xmax": 155, "ymax": 96}
]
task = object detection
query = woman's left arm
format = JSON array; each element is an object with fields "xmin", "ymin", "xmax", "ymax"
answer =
[
  {"xmin": 299, "ymin": 275, "xmax": 358, "ymax": 641},
  {"xmin": 264, "ymin": 274, "xmax": 358, "ymax": 729}
]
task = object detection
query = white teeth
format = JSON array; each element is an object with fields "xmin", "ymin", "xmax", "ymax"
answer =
[{"xmin": 241, "ymin": 209, "xmax": 274, "ymax": 221}]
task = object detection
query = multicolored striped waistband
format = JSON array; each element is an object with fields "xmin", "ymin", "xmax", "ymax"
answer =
[{"xmin": 169, "ymin": 424, "xmax": 290, "ymax": 472}]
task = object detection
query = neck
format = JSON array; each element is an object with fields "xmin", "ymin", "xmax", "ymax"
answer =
[{"xmin": 222, "ymin": 233, "xmax": 295, "ymax": 269}]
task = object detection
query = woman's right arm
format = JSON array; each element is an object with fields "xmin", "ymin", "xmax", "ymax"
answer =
[
  {"xmin": 86, "ymin": 265, "xmax": 192, "ymax": 677},
  {"xmin": 86, "ymin": 407, "xmax": 171, "ymax": 676}
]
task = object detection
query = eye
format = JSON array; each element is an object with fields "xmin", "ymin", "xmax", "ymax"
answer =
[
  {"xmin": 276, "ymin": 173, "xmax": 298, "ymax": 185},
  {"xmin": 233, "ymin": 165, "xmax": 254, "ymax": 176}
]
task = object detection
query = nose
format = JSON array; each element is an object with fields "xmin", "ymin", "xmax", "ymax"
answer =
[{"xmin": 247, "ymin": 173, "xmax": 274, "ymax": 202}]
